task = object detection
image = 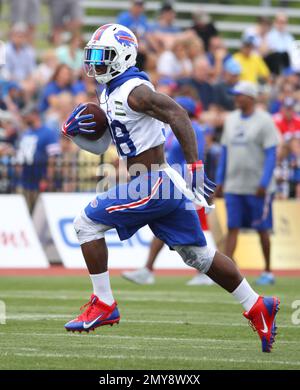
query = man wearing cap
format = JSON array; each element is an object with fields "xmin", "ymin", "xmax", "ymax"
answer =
[
  {"xmin": 273, "ymin": 97, "xmax": 300, "ymax": 141},
  {"xmin": 233, "ymin": 36, "xmax": 270, "ymax": 84},
  {"xmin": 216, "ymin": 81, "xmax": 280, "ymax": 285},
  {"xmin": 213, "ymin": 58, "xmax": 241, "ymax": 111}
]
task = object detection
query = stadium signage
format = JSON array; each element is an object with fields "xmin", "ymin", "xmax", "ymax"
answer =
[{"xmin": 0, "ymin": 195, "xmax": 48, "ymax": 268}]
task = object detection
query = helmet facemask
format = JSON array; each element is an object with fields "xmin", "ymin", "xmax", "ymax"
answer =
[{"xmin": 84, "ymin": 45, "xmax": 120, "ymax": 84}]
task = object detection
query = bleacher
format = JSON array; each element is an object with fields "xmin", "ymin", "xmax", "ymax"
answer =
[{"xmin": 82, "ymin": 0, "xmax": 300, "ymax": 48}]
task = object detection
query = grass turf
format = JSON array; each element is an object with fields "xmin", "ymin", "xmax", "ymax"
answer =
[{"xmin": 0, "ymin": 275, "xmax": 299, "ymax": 370}]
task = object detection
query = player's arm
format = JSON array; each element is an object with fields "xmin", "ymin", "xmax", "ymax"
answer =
[
  {"xmin": 128, "ymin": 84, "xmax": 216, "ymax": 206},
  {"xmin": 72, "ymin": 130, "xmax": 111, "ymax": 155},
  {"xmin": 128, "ymin": 84, "xmax": 198, "ymax": 163},
  {"xmin": 62, "ymin": 103, "xmax": 111, "ymax": 155}
]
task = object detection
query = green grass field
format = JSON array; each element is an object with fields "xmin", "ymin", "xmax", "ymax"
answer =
[{"xmin": 0, "ymin": 275, "xmax": 299, "ymax": 370}]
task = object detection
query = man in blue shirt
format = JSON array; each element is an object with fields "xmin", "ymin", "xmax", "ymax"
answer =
[
  {"xmin": 4, "ymin": 23, "xmax": 36, "ymax": 82},
  {"xmin": 16, "ymin": 105, "xmax": 60, "ymax": 211},
  {"xmin": 178, "ymin": 57, "xmax": 215, "ymax": 111},
  {"xmin": 117, "ymin": 0, "xmax": 148, "ymax": 36},
  {"xmin": 39, "ymin": 64, "xmax": 86, "ymax": 112},
  {"xmin": 151, "ymin": 3, "xmax": 181, "ymax": 34}
]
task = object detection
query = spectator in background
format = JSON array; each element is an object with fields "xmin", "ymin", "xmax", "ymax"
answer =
[
  {"xmin": 151, "ymin": 3, "xmax": 181, "ymax": 34},
  {"xmin": 274, "ymin": 142, "xmax": 291, "ymax": 199},
  {"xmin": 0, "ymin": 110, "xmax": 18, "ymax": 193},
  {"xmin": 233, "ymin": 36, "xmax": 270, "ymax": 84},
  {"xmin": 191, "ymin": 9, "xmax": 218, "ymax": 52},
  {"xmin": 268, "ymin": 80, "xmax": 295, "ymax": 114},
  {"xmin": 4, "ymin": 23, "xmax": 36, "ymax": 83},
  {"xmin": 48, "ymin": 0, "xmax": 82, "ymax": 46},
  {"xmin": 39, "ymin": 64, "xmax": 86, "ymax": 113},
  {"xmin": 216, "ymin": 81, "xmax": 280, "ymax": 285},
  {"xmin": 10, "ymin": 0, "xmax": 40, "ymax": 43},
  {"xmin": 55, "ymin": 136, "xmax": 79, "ymax": 193},
  {"xmin": 265, "ymin": 12, "xmax": 294, "ymax": 75},
  {"xmin": 289, "ymin": 137, "xmax": 300, "ymax": 198},
  {"xmin": 16, "ymin": 104, "xmax": 60, "ymax": 211},
  {"xmin": 213, "ymin": 58, "xmax": 241, "ymax": 112},
  {"xmin": 243, "ymin": 17, "xmax": 271, "ymax": 57},
  {"xmin": 178, "ymin": 56, "xmax": 214, "ymax": 111},
  {"xmin": 45, "ymin": 92, "xmax": 75, "ymax": 136},
  {"xmin": 185, "ymin": 33, "xmax": 205, "ymax": 63},
  {"xmin": 117, "ymin": 0, "xmax": 148, "ymax": 37},
  {"xmin": 0, "ymin": 110, "xmax": 18, "ymax": 150},
  {"xmin": 56, "ymin": 33, "xmax": 84, "ymax": 75},
  {"xmin": 155, "ymin": 77, "xmax": 178, "ymax": 97},
  {"xmin": 34, "ymin": 49, "xmax": 58, "ymax": 87},
  {"xmin": 207, "ymin": 36, "xmax": 231, "ymax": 82},
  {"xmin": 274, "ymin": 97, "xmax": 300, "ymax": 141},
  {"xmin": 0, "ymin": 80, "xmax": 24, "ymax": 113},
  {"xmin": 157, "ymin": 39, "xmax": 192, "ymax": 79}
]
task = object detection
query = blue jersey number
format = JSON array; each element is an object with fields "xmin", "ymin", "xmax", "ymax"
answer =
[{"xmin": 110, "ymin": 120, "xmax": 136, "ymax": 157}]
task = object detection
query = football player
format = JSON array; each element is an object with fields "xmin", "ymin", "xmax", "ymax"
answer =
[{"xmin": 62, "ymin": 24, "xmax": 279, "ymax": 352}]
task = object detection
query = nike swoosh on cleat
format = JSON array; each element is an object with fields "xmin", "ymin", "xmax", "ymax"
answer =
[
  {"xmin": 261, "ymin": 313, "xmax": 268, "ymax": 334},
  {"xmin": 83, "ymin": 314, "xmax": 104, "ymax": 329}
]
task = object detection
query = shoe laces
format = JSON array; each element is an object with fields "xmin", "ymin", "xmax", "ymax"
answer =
[
  {"xmin": 247, "ymin": 320, "xmax": 257, "ymax": 333},
  {"xmin": 78, "ymin": 296, "xmax": 98, "ymax": 321}
]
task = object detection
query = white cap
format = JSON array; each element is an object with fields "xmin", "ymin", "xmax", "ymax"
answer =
[{"xmin": 230, "ymin": 81, "xmax": 258, "ymax": 99}]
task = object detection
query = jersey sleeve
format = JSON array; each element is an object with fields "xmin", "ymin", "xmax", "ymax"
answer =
[{"xmin": 120, "ymin": 78, "xmax": 155, "ymax": 115}]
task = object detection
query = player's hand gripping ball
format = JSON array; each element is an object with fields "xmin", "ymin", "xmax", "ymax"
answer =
[{"xmin": 62, "ymin": 103, "xmax": 108, "ymax": 141}]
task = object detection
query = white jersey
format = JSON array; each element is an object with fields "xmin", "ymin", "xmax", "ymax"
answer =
[{"xmin": 100, "ymin": 78, "xmax": 166, "ymax": 159}]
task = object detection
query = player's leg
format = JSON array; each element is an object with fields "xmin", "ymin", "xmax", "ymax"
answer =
[
  {"xmin": 145, "ymin": 237, "xmax": 164, "ymax": 271},
  {"xmin": 249, "ymin": 194, "xmax": 275, "ymax": 285},
  {"xmin": 153, "ymin": 196, "xmax": 279, "ymax": 353},
  {"xmin": 224, "ymin": 193, "xmax": 243, "ymax": 260},
  {"xmin": 174, "ymin": 244, "xmax": 279, "ymax": 352},
  {"xmin": 258, "ymin": 230, "xmax": 271, "ymax": 273},
  {"xmin": 187, "ymin": 208, "xmax": 214, "ymax": 286},
  {"xmin": 225, "ymin": 228, "xmax": 239, "ymax": 259},
  {"xmin": 122, "ymin": 237, "xmax": 164, "ymax": 284},
  {"xmin": 64, "ymin": 208, "xmax": 120, "ymax": 333},
  {"xmin": 65, "ymin": 173, "xmax": 167, "ymax": 332}
]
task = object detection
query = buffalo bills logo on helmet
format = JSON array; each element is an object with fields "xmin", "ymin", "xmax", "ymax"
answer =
[
  {"xmin": 114, "ymin": 30, "xmax": 137, "ymax": 47},
  {"xmin": 90, "ymin": 198, "xmax": 98, "ymax": 208}
]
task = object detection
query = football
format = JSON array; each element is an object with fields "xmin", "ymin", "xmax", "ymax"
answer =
[{"xmin": 81, "ymin": 102, "xmax": 108, "ymax": 140}]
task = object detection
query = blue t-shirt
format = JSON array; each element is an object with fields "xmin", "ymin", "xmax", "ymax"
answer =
[
  {"xmin": 150, "ymin": 23, "xmax": 181, "ymax": 34},
  {"xmin": 39, "ymin": 80, "xmax": 86, "ymax": 112},
  {"xmin": 117, "ymin": 11, "xmax": 149, "ymax": 35},
  {"xmin": 206, "ymin": 53, "xmax": 232, "ymax": 67},
  {"xmin": 177, "ymin": 78, "xmax": 215, "ymax": 111},
  {"xmin": 18, "ymin": 126, "xmax": 59, "ymax": 189},
  {"xmin": 165, "ymin": 121, "xmax": 205, "ymax": 169}
]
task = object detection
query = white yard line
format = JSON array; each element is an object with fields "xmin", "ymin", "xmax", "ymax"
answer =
[
  {"xmin": 1, "ymin": 351, "xmax": 299, "ymax": 367},
  {"xmin": 0, "ymin": 331, "xmax": 298, "ymax": 345},
  {"xmin": 3, "ymin": 313, "xmax": 296, "ymax": 329}
]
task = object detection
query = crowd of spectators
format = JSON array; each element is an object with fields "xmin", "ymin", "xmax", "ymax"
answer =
[{"xmin": 0, "ymin": 0, "xmax": 300, "ymax": 212}]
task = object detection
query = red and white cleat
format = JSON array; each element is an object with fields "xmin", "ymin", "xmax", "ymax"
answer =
[
  {"xmin": 65, "ymin": 295, "xmax": 120, "ymax": 333},
  {"xmin": 243, "ymin": 296, "xmax": 280, "ymax": 352}
]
